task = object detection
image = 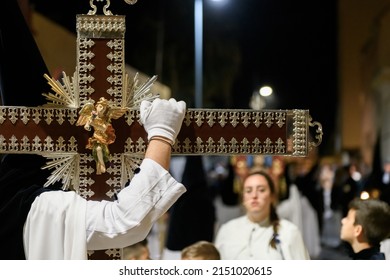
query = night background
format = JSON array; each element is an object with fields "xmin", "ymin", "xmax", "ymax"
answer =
[{"xmin": 30, "ymin": 0, "xmax": 338, "ymax": 155}]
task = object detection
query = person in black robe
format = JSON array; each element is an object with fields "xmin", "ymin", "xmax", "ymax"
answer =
[
  {"xmin": 165, "ymin": 156, "xmax": 216, "ymax": 252},
  {"xmin": 0, "ymin": 0, "xmax": 59, "ymax": 259},
  {"xmin": 363, "ymin": 137, "xmax": 390, "ymax": 205}
]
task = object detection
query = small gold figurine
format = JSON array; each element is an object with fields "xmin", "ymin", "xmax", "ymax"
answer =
[{"xmin": 76, "ymin": 97, "xmax": 127, "ymax": 174}]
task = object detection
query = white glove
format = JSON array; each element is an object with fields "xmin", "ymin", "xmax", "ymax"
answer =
[{"xmin": 140, "ymin": 98, "xmax": 186, "ymax": 145}]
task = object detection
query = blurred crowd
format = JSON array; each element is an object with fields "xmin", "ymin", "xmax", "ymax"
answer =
[{"xmin": 142, "ymin": 146, "xmax": 390, "ymax": 260}]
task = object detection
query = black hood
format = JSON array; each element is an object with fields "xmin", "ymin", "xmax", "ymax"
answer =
[{"xmin": 0, "ymin": 1, "xmax": 57, "ymax": 259}]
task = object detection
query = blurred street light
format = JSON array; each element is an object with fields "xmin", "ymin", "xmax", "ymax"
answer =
[
  {"xmin": 194, "ymin": 0, "xmax": 227, "ymax": 108},
  {"xmin": 259, "ymin": 85, "xmax": 273, "ymax": 97},
  {"xmin": 250, "ymin": 85, "xmax": 274, "ymax": 110},
  {"xmin": 194, "ymin": 0, "xmax": 203, "ymax": 108}
]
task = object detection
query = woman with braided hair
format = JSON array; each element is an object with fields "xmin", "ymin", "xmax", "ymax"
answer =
[{"xmin": 214, "ymin": 170, "xmax": 310, "ymax": 259}]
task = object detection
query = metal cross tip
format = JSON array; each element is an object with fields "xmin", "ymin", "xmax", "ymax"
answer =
[{"xmin": 124, "ymin": 0, "xmax": 138, "ymax": 4}]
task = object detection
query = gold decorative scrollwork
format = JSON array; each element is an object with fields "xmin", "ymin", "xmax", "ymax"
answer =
[
  {"xmin": 308, "ymin": 115, "xmax": 323, "ymax": 150},
  {"xmin": 88, "ymin": 0, "xmax": 139, "ymax": 16}
]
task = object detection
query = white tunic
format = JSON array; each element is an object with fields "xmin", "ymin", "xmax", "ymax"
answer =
[
  {"xmin": 277, "ymin": 184, "xmax": 321, "ymax": 258},
  {"xmin": 23, "ymin": 159, "xmax": 186, "ymax": 259},
  {"xmin": 215, "ymin": 216, "xmax": 310, "ymax": 260}
]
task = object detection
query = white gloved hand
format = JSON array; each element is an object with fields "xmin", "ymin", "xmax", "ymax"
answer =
[{"xmin": 140, "ymin": 98, "xmax": 186, "ymax": 145}]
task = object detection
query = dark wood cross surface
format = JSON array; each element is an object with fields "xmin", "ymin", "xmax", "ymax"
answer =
[{"xmin": 0, "ymin": 2, "xmax": 323, "ymax": 259}]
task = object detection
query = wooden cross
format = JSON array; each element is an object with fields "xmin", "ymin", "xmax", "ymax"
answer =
[{"xmin": 0, "ymin": 1, "xmax": 323, "ymax": 259}]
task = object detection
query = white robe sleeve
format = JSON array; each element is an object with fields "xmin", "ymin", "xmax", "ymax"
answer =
[
  {"xmin": 24, "ymin": 191, "xmax": 88, "ymax": 260},
  {"xmin": 85, "ymin": 158, "xmax": 186, "ymax": 250},
  {"xmin": 24, "ymin": 158, "xmax": 185, "ymax": 259}
]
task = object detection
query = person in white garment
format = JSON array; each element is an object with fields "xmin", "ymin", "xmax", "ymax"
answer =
[
  {"xmin": 0, "ymin": 1, "xmax": 187, "ymax": 260},
  {"xmin": 214, "ymin": 169, "xmax": 310, "ymax": 260},
  {"xmin": 0, "ymin": 98, "xmax": 187, "ymax": 259}
]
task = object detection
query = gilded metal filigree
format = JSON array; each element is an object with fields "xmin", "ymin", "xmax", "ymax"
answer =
[
  {"xmin": 292, "ymin": 110, "xmax": 307, "ymax": 156},
  {"xmin": 42, "ymin": 72, "xmax": 80, "ymax": 108},
  {"xmin": 309, "ymin": 116, "xmax": 323, "ymax": 150},
  {"xmin": 87, "ymin": 0, "xmax": 139, "ymax": 16}
]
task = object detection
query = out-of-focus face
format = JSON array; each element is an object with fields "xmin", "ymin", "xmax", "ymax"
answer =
[
  {"xmin": 125, "ymin": 246, "xmax": 150, "ymax": 260},
  {"xmin": 319, "ymin": 164, "xmax": 335, "ymax": 190},
  {"xmin": 132, "ymin": 246, "xmax": 150, "ymax": 260},
  {"xmin": 242, "ymin": 174, "xmax": 274, "ymax": 222},
  {"xmin": 340, "ymin": 209, "xmax": 358, "ymax": 243},
  {"xmin": 96, "ymin": 103, "xmax": 105, "ymax": 115},
  {"xmin": 138, "ymin": 246, "xmax": 150, "ymax": 260}
]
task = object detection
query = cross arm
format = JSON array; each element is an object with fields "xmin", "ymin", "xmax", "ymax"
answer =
[{"xmin": 0, "ymin": 106, "xmax": 322, "ymax": 158}]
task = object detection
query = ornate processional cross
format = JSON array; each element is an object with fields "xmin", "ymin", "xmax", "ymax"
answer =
[{"xmin": 0, "ymin": 0, "xmax": 323, "ymax": 259}]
